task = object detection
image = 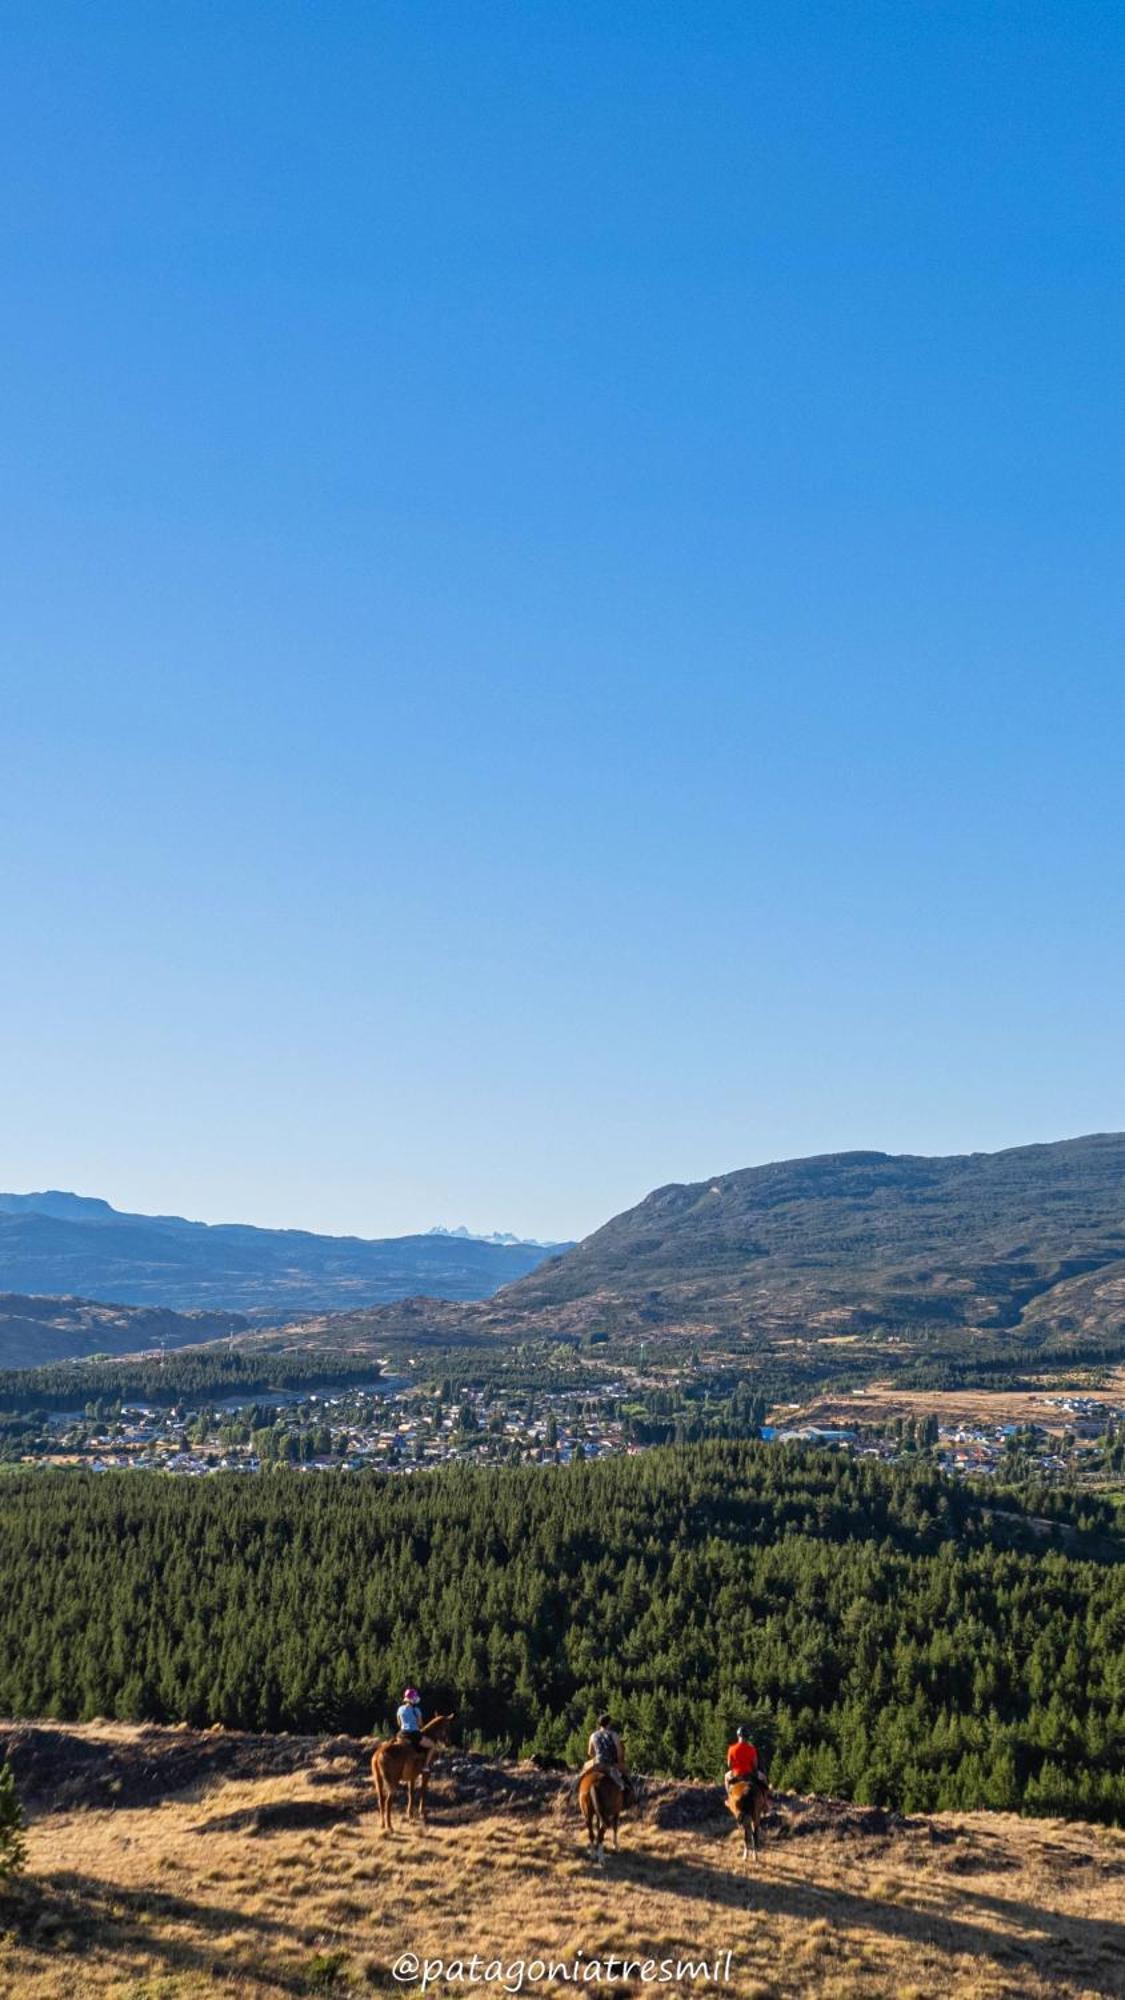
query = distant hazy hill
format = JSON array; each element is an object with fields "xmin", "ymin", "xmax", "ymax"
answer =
[
  {"xmin": 293, "ymin": 1134, "xmax": 1125, "ymax": 1363},
  {"xmin": 0, "ymin": 1193, "xmax": 566, "ymax": 1322},
  {"xmin": 0, "ymin": 1293, "xmax": 247, "ymax": 1369}
]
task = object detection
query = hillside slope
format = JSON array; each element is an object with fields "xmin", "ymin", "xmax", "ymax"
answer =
[
  {"xmin": 506, "ymin": 1133, "xmax": 1125, "ymax": 1341},
  {"xmin": 0, "ymin": 1723, "xmax": 1122, "ymax": 2000},
  {"xmin": 256, "ymin": 1134, "xmax": 1125, "ymax": 1369},
  {"xmin": 0, "ymin": 1292, "xmax": 247, "ymax": 1369},
  {"xmin": 0, "ymin": 1192, "xmax": 565, "ymax": 1322}
]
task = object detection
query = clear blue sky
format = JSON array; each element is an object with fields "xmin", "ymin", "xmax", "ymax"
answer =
[{"xmin": 3, "ymin": 2, "xmax": 1124, "ymax": 1242}]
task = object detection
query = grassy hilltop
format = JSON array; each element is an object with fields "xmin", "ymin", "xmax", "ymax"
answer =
[{"xmin": 1, "ymin": 1723, "xmax": 1123, "ymax": 2000}]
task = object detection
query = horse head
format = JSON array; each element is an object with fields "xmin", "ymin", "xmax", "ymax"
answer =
[{"xmin": 422, "ymin": 1712, "xmax": 456, "ymax": 1743}]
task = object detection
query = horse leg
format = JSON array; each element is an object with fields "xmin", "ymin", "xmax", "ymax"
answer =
[
  {"xmin": 388, "ymin": 1760, "xmax": 404, "ymax": 1835},
  {"xmin": 418, "ymin": 1768, "xmax": 429, "ymax": 1824},
  {"xmin": 373, "ymin": 1759, "xmax": 392, "ymax": 1835}
]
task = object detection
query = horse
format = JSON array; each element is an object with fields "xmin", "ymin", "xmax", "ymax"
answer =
[
  {"xmin": 726, "ymin": 1773, "xmax": 769, "ymax": 1862},
  {"xmin": 578, "ymin": 1766, "xmax": 639, "ymax": 1861},
  {"xmin": 370, "ymin": 1713, "xmax": 455, "ymax": 1833}
]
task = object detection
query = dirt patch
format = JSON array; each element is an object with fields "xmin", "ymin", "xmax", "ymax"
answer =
[
  {"xmin": 0, "ymin": 1722, "xmax": 368, "ymax": 1812},
  {"xmin": 769, "ymin": 1792, "xmax": 914, "ymax": 1840},
  {"xmin": 433, "ymin": 1754, "xmax": 570, "ymax": 1820},
  {"xmin": 648, "ymin": 1783, "xmax": 927, "ymax": 1839},
  {"xmin": 650, "ymin": 1781, "xmax": 727, "ymax": 1828}
]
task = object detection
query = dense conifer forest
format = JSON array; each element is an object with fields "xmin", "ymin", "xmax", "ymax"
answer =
[
  {"xmin": 0, "ymin": 1348, "xmax": 386, "ymax": 1412},
  {"xmin": 1, "ymin": 1444, "xmax": 1121, "ymax": 1822},
  {"xmin": 0, "ymin": 1339, "xmax": 597, "ymax": 1412}
]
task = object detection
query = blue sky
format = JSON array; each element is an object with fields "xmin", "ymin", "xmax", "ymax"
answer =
[{"xmin": 3, "ymin": 2, "xmax": 1124, "ymax": 1241}]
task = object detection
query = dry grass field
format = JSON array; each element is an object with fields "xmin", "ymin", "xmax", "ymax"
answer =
[
  {"xmin": 1, "ymin": 1726, "xmax": 1123, "ymax": 2000},
  {"xmin": 781, "ymin": 1364, "xmax": 1125, "ymax": 1434}
]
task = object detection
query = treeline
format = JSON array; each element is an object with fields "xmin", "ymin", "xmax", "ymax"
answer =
[
  {"xmin": 985, "ymin": 1479, "xmax": 1118, "ymax": 1537},
  {"xmin": 0, "ymin": 1444, "xmax": 1122, "ymax": 1823},
  {"xmin": 0, "ymin": 1347, "xmax": 385, "ymax": 1413},
  {"xmin": 894, "ymin": 1338, "xmax": 1125, "ymax": 1392},
  {"xmin": 412, "ymin": 1344, "xmax": 601, "ymax": 1396},
  {"xmin": 0, "ymin": 1338, "xmax": 602, "ymax": 1414}
]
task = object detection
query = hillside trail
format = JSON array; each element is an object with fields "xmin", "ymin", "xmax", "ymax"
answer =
[{"xmin": 0, "ymin": 1723, "xmax": 1122, "ymax": 2000}]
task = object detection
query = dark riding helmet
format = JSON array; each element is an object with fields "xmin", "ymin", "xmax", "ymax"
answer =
[
  {"xmin": 597, "ymin": 1713, "xmax": 613, "ymax": 1729},
  {"xmin": 736, "ymin": 1725, "xmax": 752, "ymax": 1741}
]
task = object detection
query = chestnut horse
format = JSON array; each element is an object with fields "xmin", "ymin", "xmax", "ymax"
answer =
[
  {"xmin": 371, "ymin": 1713, "xmax": 455, "ymax": 1833},
  {"xmin": 726, "ymin": 1773, "xmax": 769, "ymax": 1861},
  {"xmin": 578, "ymin": 1767, "xmax": 638, "ymax": 1860}
]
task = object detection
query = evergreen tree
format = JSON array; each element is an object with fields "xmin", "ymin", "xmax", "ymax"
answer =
[{"xmin": 0, "ymin": 1761, "xmax": 26, "ymax": 1881}]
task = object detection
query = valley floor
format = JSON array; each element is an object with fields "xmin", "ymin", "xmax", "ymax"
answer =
[{"xmin": 0, "ymin": 1726, "xmax": 1122, "ymax": 2000}]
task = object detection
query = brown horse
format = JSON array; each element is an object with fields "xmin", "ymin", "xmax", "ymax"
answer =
[
  {"xmin": 371, "ymin": 1713, "xmax": 455, "ymax": 1833},
  {"xmin": 726, "ymin": 1774, "xmax": 769, "ymax": 1862},
  {"xmin": 578, "ymin": 1766, "xmax": 636, "ymax": 1860}
]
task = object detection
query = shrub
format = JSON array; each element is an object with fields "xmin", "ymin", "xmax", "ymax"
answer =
[
  {"xmin": 303, "ymin": 1951, "xmax": 349, "ymax": 1992},
  {"xmin": 0, "ymin": 1760, "xmax": 26, "ymax": 1881}
]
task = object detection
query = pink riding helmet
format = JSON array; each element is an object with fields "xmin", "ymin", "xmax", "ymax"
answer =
[{"xmin": 403, "ymin": 1687, "xmax": 420, "ymax": 1704}]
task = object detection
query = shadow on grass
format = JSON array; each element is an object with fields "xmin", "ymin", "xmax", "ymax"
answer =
[
  {"xmin": 193, "ymin": 1796, "xmax": 364, "ymax": 1835},
  {"xmin": 6, "ymin": 1869, "xmax": 333, "ymax": 1994},
  {"xmin": 593, "ymin": 1840, "xmax": 1125, "ymax": 1991}
]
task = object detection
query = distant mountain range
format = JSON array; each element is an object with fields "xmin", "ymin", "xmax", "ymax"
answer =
[
  {"xmin": 274, "ymin": 1133, "xmax": 1125, "ymax": 1365},
  {"xmin": 426, "ymin": 1225, "xmax": 558, "ymax": 1247},
  {"xmin": 0, "ymin": 1192, "xmax": 568, "ymax": 1324},
  {"xmin": 8, "ymin": 1136, "xmax": 1125, "ymax": 1376}
]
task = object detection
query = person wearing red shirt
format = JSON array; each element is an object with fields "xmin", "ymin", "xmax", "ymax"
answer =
[{"xmin": 725, "ymin": 1725, "xmax": 759, "ymax": 1792}]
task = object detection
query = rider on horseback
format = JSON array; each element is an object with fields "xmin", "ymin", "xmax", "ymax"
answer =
[
  {"xmin": 395, "ymin": 1686, "xmax": 435, "ymax": 1763},
  {"xmin": 580, "ymin": 1713, "xmax": 627, "ymax": 1792},
  {"xmin": 724, "ymin": 1725, "xmax": 761, "ymax": 1793}
]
